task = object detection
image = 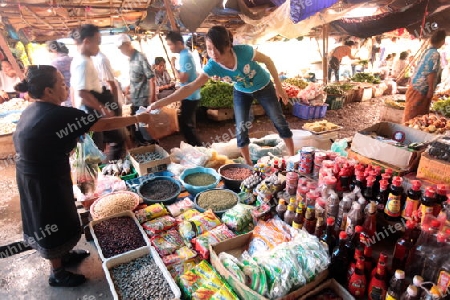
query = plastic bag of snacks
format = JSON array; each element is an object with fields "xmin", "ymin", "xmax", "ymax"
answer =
[
  {"xmin": 192, "ymin": 224, "xmax": 236, "ymax": 259},
  {"xmin": 210, "ymin": 284, "xmax": 239, "ymax": 300},
  {"xmin": 167, "ymin": 197, "xmax": 195, "ymax": 217},
  {"xmin": 248, "ymin": 219, "xmax": 292, "ymax": 256},
  {"xmin": 290, "ymin": 231, "xmax": 330, "ymax": 277},
  {"xmin": 179, "ymin": 210, "xmax": 221, "ymax": 241},
  {"xmin": 221, "ymin": 204, "xmax": 253, "ymax": 232},
  {"xmin": 163, "ymin": 246, "xmax": 198, "ymax": 266},
  {"xmin": 151, "ymin": 229, "xmax": 185, "ymax": 256},
  {"xmin": 135, "ymin": 203, "xmax": 168, "ymax": 223},
  {"xmin": 178, "ymin": 260, "xmax": 225, "ymax": 299},
  {"xmin": 218, "ymin": 252, "xmax": 245, "ymax": 283},
  {"xmin": 142, "ymin": 215, "xmax": 177, "ymax": 237},
  {"xmin": 240, "ymin": 251, "xmax": 268, "ymax": 296},
  {"xmin": 167, "ymin": 259, "xmax": 199, "ymax": 280},
  {"xmin": 251, "ymin": 204, "xmax": 272, "ymax": 223},
  {"xmin": 176, "ymin": 208, "xmax": 202, "ymax": 222}
]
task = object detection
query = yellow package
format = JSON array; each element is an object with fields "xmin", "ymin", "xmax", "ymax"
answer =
[
  {"xmin": 134, "ymin": 203, "xmax": 168, "ymax": 223},
  {"xmin": 210, "ymin": 284, "xmax": 239, "ymax": 300},
  {"xmin": 176, "ymin": 209, "xmax": 201, "ymax": 222}
]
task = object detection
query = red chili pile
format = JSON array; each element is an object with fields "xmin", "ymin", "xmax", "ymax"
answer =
[{"xmin": 221, "ymin": 167, "xmax": 252, "ymax": 180}]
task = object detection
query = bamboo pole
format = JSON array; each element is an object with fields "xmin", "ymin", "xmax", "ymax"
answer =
[
  {"xmin": 322, "ymin": 24, "xmax": 329, "ymax": 85},
  {"xmin": 163, "ymin": 0, "xmax": 178, "ymax": 32},
  {"xmin": 22, "ymin": 6, "xmax": 55, "ymax": 30},
  {"xmin": 0, "ymin": 32, "xmax": 24, "ymax": 80}
]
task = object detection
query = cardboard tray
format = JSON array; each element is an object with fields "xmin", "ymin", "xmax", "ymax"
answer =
[
  {"xmin": 210, "ymin": 232, "xmax": 329, "ymax": 300},
  {"xmin": 417, "ymin": 152, "xmax": 450, "ymax": 184},
  {"xmin": 103, "ymin": 246, "xmax": 181, "ymax": 300},
  {"xmin": 302, "ymin": 125, "xmax": 343, "ymax": 135},
  {"xmin": 299, "ymin": 279, "xmax": 355, "ymax": 300},
  {"xmin": 89, "ymin": 211, "xmax": 151, "ymax": 261},
  {"xmin": 347, "ymin": 149, "xmax": 411, "ymax": 176},
  {"xmin": 128, "ymin": 144, "xmax": 171, "ymax": 176}
]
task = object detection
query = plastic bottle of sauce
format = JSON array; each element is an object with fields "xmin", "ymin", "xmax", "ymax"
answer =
[
  {"xmin": 400, "ymin": 285, "xmax": 418, "ymax": 300},
  {"xmin": 402, "ymin": 180, "xmax": 422, "ymax": 221},
  {"xmin": 346, "ymin": 225, "xmax": 364, "ymax": 262},
  {"xmin": 422, "ymin": 233, "xmax": 448, "ymax": 282},
  {"xmin": 364, "ymin": 201, "xmax": 378, "ymax": 239},
  {"xmin": 284, "ymin": 203, "xmax": 296, "ymax": 226},
  {"xmin": 363, "ymin": 237, "xmax": 374, "ymax": 279},
  {"xmin": 306, "ymin": 190, "xmax": 319, "ymax": 207},
  {"xmin": 276, "ymin": 199, "xmax": 287, "ymax": 220},
  {"xmin": 412, "ymin": 275, "xmax": 424, "ymax": 300},
  {"xmin": 392, "ymin": 220, "xmax": 415, "ymax": 272},
  {"xmin": 387, "ymin": 270, "xmax": 407, "ymax": 300},
  {"xmin": 435, "ymin": 258, "xmax": 450, "ymax": 297},
  {"xmin": 437, "ymin": 198, "xmax": 450, "ymax": 233},
  {"xmin": 348, "ymin": 246, "xmax": 364, "ymax": 282},
  {"xmin": 346, "ymin": 202, "xmax": 363, "ymax": 236},
  {"xmin": 372, "ymin": 252, "xmax": 390, "ymax": 279},
  {"xmin": 304, "ymin": 206, "xmax": 316, "ymax": 234},
  {"xmin": 292, "ymin": 206, "xmax": 304, "ymax": 230},
  {"xmin": 434, "ymin": 185, "xmax": 447, "ymax": 217},
  {"xmin": 368, "ymin": 259, "xmax": 388, "ymax": 300},
  {"xmin": 331, "ymin": 231, "xmax": 350, "ymax": 287},
  {"xmin": 384, "ymin": 176, "xmax": 405, "ymax": 222},
  {"xmin": 336, "ymin": 195, "xmax": 353, "ymax": 233},
  {"xmin": 321, "ymin": 217, "xmax": 337, "ymax": 256},
  {"xmin": 314, "ymin": 209, "xmax": 326, "ymax": 238},
  {"xmin": 420, "ymin": 188, "xmax": 437, "ymax": 227},
  {"xmin": 377, "ymin": 180, "xmax": 390, "ymax": 214},
  {"xmin": 348, "ymin": 257, "xmax": 367, "ymax": 299},
  {"xmin": 297, "ymin": 185, "xmax": 309, "ymax": 205},
  {"xmin": 364, "ymin": 175, "xmax": 376, "ymax": 202},
  {"xmin": 326, "ymin": 190, "xmax": 340, "ymax": 221}
]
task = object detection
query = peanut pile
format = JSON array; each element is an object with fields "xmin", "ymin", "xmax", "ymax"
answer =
[{"xmin": 92, "ymin": 192, "xmax": 138, "ymax": 219}]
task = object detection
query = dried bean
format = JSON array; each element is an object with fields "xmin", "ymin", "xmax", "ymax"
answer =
[
  {"xmin": 183, "ymin": 173, "xmax": 216, "ymax": 186},
  {"xmin": 93, "ymin": 217, "xmax": 146, "ymax": 258},
  {"xmin": 197, "ymin": 190, "xmax": 238, "ymax": 211},
  {"xmin": 140, "ymin": 179, "xmax": 179, "ymax": 201},
  {"xmin": 111, "ymin": 255, "xmax": 175, "ymax": 300},
  {"xmin": 221, "ymin": 167, "xmax": 252, "ymax": 181}
]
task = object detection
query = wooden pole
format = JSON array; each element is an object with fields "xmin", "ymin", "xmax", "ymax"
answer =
[
  {"xmin": 322, "ymin": 24, "xmax": 329, "ymax": 85},
  {"xmin": 163, "ymin": 0, "xmax": 178, "ymax": 32},
  {"xmin": 0, "ymin": 33, "xmax": 23, "ymax": 80}
]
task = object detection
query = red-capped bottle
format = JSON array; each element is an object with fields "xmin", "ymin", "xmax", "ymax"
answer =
[
  {"xmin": 377, "ymin": 180, "xmax": 390, "ymax": 214},
  {"xmin": 392, "ymin": 220, "xmax": 415, "ymax": 272},
  {"xmin": 321, "ymin": 217, "xmax": 337, "ymax": 256},
  {"xmin": 384, "ymin": 176, "xmax": 405, "ymax": 222},
  {"xmin": 348, "ymin": 246, "xmax": 365, "ymax": 282},
  {"xmin": 363, "ymin": 201, "xmax": 377, "ymax": 239},
  {"xmin": 364, "ymin": 176, "xmax": 376, "ymax": 202},
  {"xmin": 368, "ymin": 260, "xmax": 388, "ymax": 300},
  {"xmin": 331, "ymin": 231, "xmax": 350, "ymax": 287},
  {"xmin": 314, "ymin": 209, "xmax": 326, "ymax": 238},
  {"xmin": 363, "ymin": 237, "xmax": 374, "ymax": 279},
  {"xmin": 348, "ymin": 257, "xmax": 367, "ymax": 299},
  {"xmin": 420, "ymin": 187, "xmax": 437, "ymax": 227},
  {"xmin": 346, "ymin": 225, "xmax": 364, "ymax": 262},
  {"xmin": 372, "ymin": 252, "xmax": 390, "ymax": 279},
  {"xmin": 435, "ymin": 184, "xmax": 447, "ymax": 217},
  {"xmin": 402, "ymin": 180, "xmax": 422, "ymax": 221}
]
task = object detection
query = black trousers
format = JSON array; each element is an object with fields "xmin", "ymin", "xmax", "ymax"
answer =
[
  {"xmin": 130, "ymin": 105, "xmax": 153, "ymax": 143},
  {"xmin": 180, "ymin": 99, "xmax": 202, "ymax": 147},
  {"xmin": 328, "ymin": 56, "xmax": 340, "ymax": 82}
]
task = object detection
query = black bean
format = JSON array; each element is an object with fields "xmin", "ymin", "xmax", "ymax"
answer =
[
  {"xmin": 140, "ymin": 179, "xmax": 179, "ymax": 201},
  {"xmin": 93, "ymin": 217, "xmax": 146, "ymax": 258}
]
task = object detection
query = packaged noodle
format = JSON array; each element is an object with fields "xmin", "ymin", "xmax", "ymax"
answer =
[
  {"xmin": 221, "ymin": 204, "xmax": 253, "ymax": 232},
  {"xmin": 218, "ymin": 252, "xmax": 245, "ymax": 283},
  {"xmin": 142, "ymin": 215, "xmax": 177, "ymax": 237},
  {"xmin": 240, "ymin": 251, "xmax": 268, "ymax": 296},
  {"xmin": 210, "ymin": 284, "xmax": 239, "ymax": 300},
  {"xmin": 179, "ymin": 210, "xmax": 221, "ymax": 241},
  {"xmin": 176, "ymin": 208, "xmax": 201, "ymax": 222},
  {"xmin": 168, "ymin": 259, "xmax": 199, "ymax": 280},
  {"xmin": 248, "ymin": 219, "xmax": 292, "ymax": 256},
  {"xmin": 151, "ymin": 229, "xmax": 185, "ymax": 256},
  {"xmin": 192, "ymin": 224, "xmax": 236, "ymax": 259},
  {"xmin": 178, "ymin": 260, "xmax": 225, "ymax": 299},
  {"xmin": 163, "ymin": 246, "xmax": 198, "ymax": 266},
  {"xmin": 167, "ymin": 197, "xmax": 195, "ymax": 217},
  {"xmin": 135, "ymin": 203, "xmax": 168, "ymax": 223}
]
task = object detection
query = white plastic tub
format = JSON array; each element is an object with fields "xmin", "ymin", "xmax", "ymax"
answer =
[
  {"xmin": 89, "ymin": 210, "xmax": 151, "ymax": 261},
  {"xmin": 103, "ymin": 246, "xmax": 181, "ymax": 300},
  {"xmin": 291, "ymin": 130, "xmax": 313, "ymax": 152}
]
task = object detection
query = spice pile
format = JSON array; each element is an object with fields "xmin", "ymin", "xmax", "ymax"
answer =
[
  {"xmin": 0, "ymin": 98, "xmax": 29, "ymax": 115},
  {"xmin": 93, "ymin": 216, "xmax": 146, "ymax": 258},
  {"xmin": 183, "ymin": 172, "xmax": 217, "ymax": 186},
  {"xmin": 91, "ymin": 192, "xmax": 138, "ymax": 219},
  {"xmin": 139, "ymin": 179, "xmax": 179, "ymax": 201},
  {"xmin": 196, "ymin": 190, "xmax": 238, "ymax": 212},
  {"xmin": 111, "ymin": 254, "xmax": 175, "ymax": 300},
  {"xmin": 220, "ymin": 167, "xmax": 253, "ymax": 180}
]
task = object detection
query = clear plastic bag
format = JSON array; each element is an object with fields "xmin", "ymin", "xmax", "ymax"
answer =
[
  {"xmin": 80, "ymin": 134, "xmax": 106, "ymax": 164},
  {"xmin": 75, "ymin": 137, "xmax": 100, "ymax": 196}
]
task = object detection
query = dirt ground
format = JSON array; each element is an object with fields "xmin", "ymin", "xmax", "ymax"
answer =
[{"xmin": 0, "ymin": 97, "xmax": 393, "ymax": 299}]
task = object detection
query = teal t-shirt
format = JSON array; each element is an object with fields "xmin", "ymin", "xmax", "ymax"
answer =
[
  {"xmin": 179, "ymin": 48, "xmax": 201, "ymax": 100},
  {"xmin": 203, "ymin": 45, "xmax": 271, "ymax": 93}
]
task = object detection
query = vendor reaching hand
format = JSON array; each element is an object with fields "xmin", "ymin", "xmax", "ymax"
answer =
[{"xmin": 149, "ymin": 26, "xmax": 294, "ymax": 165}]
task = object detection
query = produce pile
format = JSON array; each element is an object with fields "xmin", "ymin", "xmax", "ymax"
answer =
[
  {"xmin": 351, "ymin": 73, "xmax": 381, "ymax": 84},
  {"xmin": 283, "ymin": 78, "xmax": 308, "ymax": 89},
  {"xmin": 200, "ymin": 80, "xmax": 234, "ymax": 108},
  {"xmin": 220, "ymin": 167, "xmax": 253, "ymax": 180},
  {"xmin": 404, "ymin": 114, "xmax": 450, "ymax": 134},
  {"xmin": 432, "ymin": 97, "xmax": 450, "ymax": 117},
  {"xmin": 139, "ymin": 179, "xmax": 180, "ymax": 201},
  {"xmin": 323, "ymin": 83, "xmax": 353, "ymax": 96},
  {"xmin": 282, "ymin": 82, "xmax": 301, "ymax": 98},
  {"xmin": 428, "ymin": 137, "xmax": 450, "ymax": 162},
  {"xmin": 384, "ymin": 98, "xmax": 405, "ymax": 110},
  {"xmin": 183, "ymin": 172, "xmax": 217, "ymax": 186},
  {"xmin": 91, "ymin": 191, "xmax": 139, "ymax": 219},
  {"xmin": 196, "ymin": 189, "xmax": 238, "ymax": 212}
]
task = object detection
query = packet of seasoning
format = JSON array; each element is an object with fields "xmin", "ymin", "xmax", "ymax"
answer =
[
  {"xmin": 210, "ymin": 284, "xmax": 239, "ymax": 300},
  {"xmin": 221, "ymin": 204, "xmax": 253, "ymax": 232},
  {"xmin": 163, "ymin": 246, "xmax": 198, "ymax": 266},
  {"xmin": 167, "ymin": 197, "xmax": 195, "ymax": 217},
  {"xmin": 151, "ymin": 229, "xmax": 185, "ymax": 256},
  {"xmin": 192, "ymin": 224, "xmax": 236, "ymax": 259},
  {"xmin": 142, "ymin": 215, "xmax": 177, "ymax": 237},
  {"xmin": 248, "ymin": 219, "xmax": 292, "ymax": 256},
  {"xmin": 241, "ymin": 251, "xmax": 268, "ymax": 296},
  {"xmin": 179, "ymin": 210, "xmax": 222, "ymax": 241},
  {"xmin": 176, "ymin": 208, "xmax": 201, "ymax": 222},
  {"xmin": 135, "ymin": 203, "xmax": 168, "ymax": 223},
  {"xmin": 168, "ymin": 259, "xmax": 199, "ymax": 279},
  {"xmin": 178, "ymin": 260, "xmax": 223, "ymax": 298}
]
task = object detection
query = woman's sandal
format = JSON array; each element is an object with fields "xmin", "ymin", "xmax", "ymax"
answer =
[
  {"xmin": 48, "ymin": 269, "xmax": 86, "ymax": 287},
  {"xmin": 61, "ymin": 249, "xmax": 90, "ymax": 267}
]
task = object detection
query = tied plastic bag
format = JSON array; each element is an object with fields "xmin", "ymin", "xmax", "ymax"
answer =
[
  {"xmin": 170, "ymin": 142, "xmax": 210, "ymax": 167},
  {"xmin": 331, "ymin": 139, "xmax": 348, "ymax": 157},
  {"xmin": 240, "ymin": 251, "xmax": 268, "ymax": 296},
  {"xmin": 80, "ymin": 134, "xmax": 106, "ymax": 164},
  {"xmin": 76, "ymin": 135, "xmax": 103, "ymax": 195},
  {"xmin": 221, "ymin": 204, "xmax": 253, "ymax": 232},
  {"xmin": 145, "ymin": 106, "xmax": 179, "ymax": 140}
]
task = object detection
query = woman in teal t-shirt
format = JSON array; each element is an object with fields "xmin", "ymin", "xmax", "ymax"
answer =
[{"xmin": 150, "ymin": 26, "xmax": 294, "ymax": 164}]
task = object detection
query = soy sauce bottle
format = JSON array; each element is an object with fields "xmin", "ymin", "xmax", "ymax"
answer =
[{"xmin": 384, "ymin": 176, "xmax": 405, "ymax": 222}]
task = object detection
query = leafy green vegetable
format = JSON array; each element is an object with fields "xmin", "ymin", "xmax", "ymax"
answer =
[
  {"xmin": 200, "ymin": 80, "xmax": 234, "ymax": 108},
  {"xmin": 432, "ymin": 97, "xmax": 450, "ymax": 117},
  {"xmin": 351, "ymin": 72, "xmax": 381, "ymax": 84}
]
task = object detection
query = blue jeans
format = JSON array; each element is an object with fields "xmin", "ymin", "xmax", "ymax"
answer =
[{"xmin": 233, "ymin": 82, "xmax": 292, "ymax": 148}]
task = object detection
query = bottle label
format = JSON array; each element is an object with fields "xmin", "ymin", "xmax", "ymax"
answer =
[
  {"xmin": 402, "ymin": 197, "xmax": 419, "ymax": 219},
  {"xmin": 340, "ymin": 213, "xmax": 348, "ymax": 231},
  {"xmin": 346, "ymin": 216, "xmax": 355, "ymax": 235},
  {"xmin": 369, "ymin": 286, "xmax": 383, "ymax": 300},
  {"xmin": 292, "ymin": 222, "xmax": 303, "ymax": 229},
  {"xmin": 384, "ymin": 194, "xmax": 401, "ymax": 217},
  {"xmin": 348, "ymin": 278, "xmax": 366, "ymax": 296},
  {"xmin": 437, "ymin": 270, "xmax": 450, "ymax": 294},
  {"xmin": 385, "ymin": 294, "xmax": 396, "ymax": 300},
  {"xmin": 420, "ymin": 205, "xmax": 434, "ymax": 220}
]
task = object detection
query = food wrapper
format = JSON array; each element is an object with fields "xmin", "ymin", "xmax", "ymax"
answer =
[
  {"xmin": 135, "ymin": 203, "xmax": 168, "ymax": 223},
  {"xmin": 168, "ymin": 259, "xmax": 199, "ymax": 280},
  {"xmin": 178, "ymin": 260, "xmax": 225, "ymax": 298},
  {"xmin": 248, "ymin": 219, "xmax": 293, "ymax": 256},
  {"xmin": 221, "ymin": 204, "xmax": 253, "ymax": 232},
  {"xmin": 241, "ymin": 251, "xmax": 268, "ymax": 296},
  {"xmin": 179, "ymin": 210, "xmax": 222, "ymax": 241},
  {"xmin": 176, "ymin": 208, "xmax": 201, "ymax": 222},
  {"xmin": 142, "ymin": 215, "xmax": 177, "ymax": 237},
  {"xmin": 167, "ymin": 197, "xmax": 195, "ymax": 217},
  {"xmin": 192, "ymin": 224, "xmax": 236, "ymax": 259},
  {"xmin": 151, "ymin": 229, "xmax": 185, "ymax": 256},
  {"xmin": 163, "ymin": 246, "xmax": 198, "ymax": 266},
  {"xmin": 251, "ymin": 203, "xmax": 272, "ymax": 223},
  {"xmin": 210, "ymin": 284, "xmax": 239, "ymax": 300},
  {"xmin": 218, "ymin": 252, "xmax": 245, "ymax": 283}
]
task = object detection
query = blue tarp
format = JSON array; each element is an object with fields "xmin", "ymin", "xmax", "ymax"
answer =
[{"xmin": 290, "ymin": 0, "xmax": 339, "ymax": 23}]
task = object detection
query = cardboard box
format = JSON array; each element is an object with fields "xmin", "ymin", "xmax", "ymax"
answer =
[
  {"xmin": 128, "ymin": 144, "xmax": 171, "ymax": 176},
  {"xmin": 210, "ymin": 232, "xmax": 329, "ymax": 300},
  {"xmin": 417, "ymin": 152, "xmax": 450, "ymax": 184},
  {"xmin": 299, "ymin": 279, "xmax": 355, "ymax": 300},
  {"xmin": 380, "ymin": 105, "xmax": 404, "ymax": 124},
  {"xmin": 347, "ymin": 150, "xmax": 410, "ymax": 176},
  {"xmin": 350, "ymin": 122, "xmax": 435, "ymax": 170},
  {"xmin": 207, "ymin": 108, "xmax": 234, "ymax": 121}
]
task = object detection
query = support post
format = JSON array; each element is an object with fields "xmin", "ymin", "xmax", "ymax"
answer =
[
  {"xmin": 322, "ymin": 24, "xmax": 329, "ymax": 85},
  {"xmin": 0, "ymin": 33, "xmax": 23, "ymax": 80},
  {"xmin": 163, "ymin": 0, "xmax": 178, "ymax": 32}
]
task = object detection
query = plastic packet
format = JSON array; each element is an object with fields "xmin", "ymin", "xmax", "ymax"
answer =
[
  {"xmin": 221, "ymin": 204, "xmax": 253, "ymax": 232},
  {"xmin": 135, "ymin": 203, "xmax": 168, "ymax": 223},
  {"xmin": 192, "ymin": 224, "xmax": 236, "ymax": 259},
  {"xmin": 176, "ymin": 209, "xmax": 201, "ymax": 222},
  {"xmin": 168, "ymin": 259, "xmax": 199, "ymax": 280},
  {"xmin": 163, "ymin": 246, "xmax": 198, "ymax": 266},
  {"xmin": 240, "ymin": 251, "xmax": 268, "ymax": 296},
  {"xmin": 210, "ymin": 284, "xmax": 239, "ymax": 300},
  {"xmin": 251, "ymin": 204, "xmax": 272, "ymax": 224},
  {"xmin": 151, "ymin": 229, "xmax": 185, "ymax": 256},
  {"xmin": 142, "ymin": 215, "xmax": 177, "ymax": 237},
  {"xmin": 248, "ymin": 219, "xmax": 292, "ymax": 256},
  {"xmin": 179, "ymin": 260, "xmax": 224, "ymax": 299},
  {"xmin": 80, "ymin": 134, "xmax": 106, "ymax": 164},
  {"xmin": 218, "ymin": 252, "xmax": 245, "ymax": 283},
  {"xmin": 167, "ymin": 197, "xmax": 195, "ymax": 217},
  {"xmin": 179, "ymin": 210, "xmax": 222, "ymax": 241}
]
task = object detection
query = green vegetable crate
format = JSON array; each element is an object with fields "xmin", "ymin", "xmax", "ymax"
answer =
[{"xmin": 325, "ymin": 95, "xmax": 344, "ymax": 110}]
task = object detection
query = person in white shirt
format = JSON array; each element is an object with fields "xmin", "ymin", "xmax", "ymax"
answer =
[{"xmin": 0, "ymin": 60, "xmax": 21, "ymax": 102}]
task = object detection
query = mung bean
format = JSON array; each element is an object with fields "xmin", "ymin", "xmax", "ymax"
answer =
[
  {"xmin": 197, "ymin": 190, "xmax": 238, "ymax": 211},
  {"xmin": 184, "ymin": 173, "xmax": 217, "ymax": 186}
]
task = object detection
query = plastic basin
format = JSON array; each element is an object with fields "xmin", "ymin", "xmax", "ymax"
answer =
[
  {"xmin": 194, "ymin": 188, "xmax": 239, "ymax": 217},
  {"xmin": 137, "ymin": 176, "xmax": 181, "ymax": 205},
  {"xmin": 218, "ymin": 163, "xmax": 254, "ymax": 192},
  {"xmin": 179, "ymin": 167, "xmax": 221, "ymax": 195}
]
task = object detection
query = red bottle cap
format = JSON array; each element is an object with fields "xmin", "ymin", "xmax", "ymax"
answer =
[
  {"xmin": 326, "ymin": 217, "xmax": 335, "ymax": 226},
  {"xmin": 306, "ymin": 192, "xmax": 319, "ymax": 200},
  {"xmin": 379, "ymin": 180, "xmax": 389, "ymax": 190},
  {"xmin": 316, "ymin": 197, "xmax": 326, "ymax": 208},
  {"xmin": 339, "ymin": 231, "xmax": 348, "ymax": 240},
  {"xmin": 307, "ymin": 182, "xmax": 318, "ymax": 190},
  {"xmin": 392, "ymin": 176, "xmax": 403, "ymax": 187},
  {"xmin": 375, "ymin": 166, "xmax": 382, "ymax": 175},
  {"xmin": 411, "ymin": 180, "xmax": 422, "ymax": 191},
  {"xmin": 324, "ymin": 176, "xmax": 337, "ymax": 185},
  {"xmin": 366, "ymin": 176, "xmax": 376, "ymax": 187},
  {"xmin": 425, "ymin": 187, "xmax": 436, "ymax": 198},
  {"xmin": 445, "ymin": 228, "xmax": 450, "ymax": 236},
  {"xmin": 431, "ymin": 220, "xmax": 441, "ymax": 228},
  {"xmin": 381, "ymin": 173, "xmax": 391, "ymax": 181},
  {"xmin": 385, "ymin": 168, "xmax": 393, "ymax": 175},
  {"xmin": 355, "ymin": 164, "xmax": 365, "ymax": 172},
  {"xmin": 300, "ymin": 186, "xmax": 309, "ymax": 194},
  {"xmin": 437, "ymin": 184, "xmax": 448, "ymax": 196},
  {"xmin": 437, "ymin": 233, "xmax": 447, "ymax": 243},
  {"xmin": 355, "ymin": 247, "xmax": 364, "ymax": 256},
  {"xmin": 369, "ymin": 170, "xmax": 378, "ymax": 178},
  {"xmin": 355, "ymin": 225, "xmax": 364, "ymax": 233},
  {"xmin": 405, "ymin": 220, "xmax": 416, "ymax": 230},
  {"xmin": 366, "ymin": 164, "xmax": 373, "ymax": 171}
]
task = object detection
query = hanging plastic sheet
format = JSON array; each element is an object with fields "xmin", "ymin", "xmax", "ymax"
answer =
[{"xmin": 290, "ymin": 0, "xmax": 338, "ymax": 24}]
